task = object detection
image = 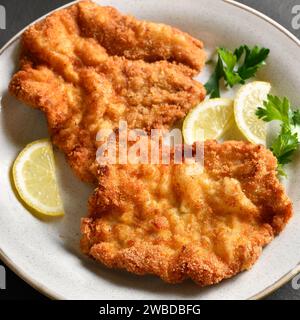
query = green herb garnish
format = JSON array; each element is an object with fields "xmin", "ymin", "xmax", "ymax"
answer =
[
  {"xmin": 256, "ymin": 95, "xmax": 300, "ymax": 176},
  {"xmin": 205, "ymin": 45, "xmax": 270, "ymax": 98}
]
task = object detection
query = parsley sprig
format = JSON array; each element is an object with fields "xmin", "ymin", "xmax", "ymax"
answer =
[
  {"xmin": 256, "ymin": 95, "xmax": 300, "ymax": 176},
  {"xmin": 205, "ymin": 45, "xmax": 270, "ymax": 98}
]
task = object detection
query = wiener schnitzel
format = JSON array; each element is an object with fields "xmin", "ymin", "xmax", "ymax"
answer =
[
  {"xmin": 8, "ymin": 1, "xmax": 293, "ymax": 287},
  {"xmin": 9, "ymin": 0, "xmax": 206, "ymax": 182},
  {"xmin": 81, "ymin": 141, "xmax": 292, "ymax": 285}
]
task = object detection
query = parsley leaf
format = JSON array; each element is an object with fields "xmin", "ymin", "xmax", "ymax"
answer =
[
  {"xmin": 218, "ymin": 48, "xmax": 242, "ymax": 87},
  {"xmin": 271, "ymin": 125, "xmax": 299, "ymax": 165},
  {"xmin": 256, "ymin": 95, "xmax": 300, "ymax": 176},
  {"xmin": 234, "ymin": 46, "xmax": 245, "ymax": 61},
  {"xmin": 205, "ymin": 45, "xmax": 270, "ymax": 98},
  {"xmin": 292, "ymin": 110, "xmax": 300, "ymax": 126},
  {"xmin": 204, "ymin": 56, "xmax": 223, "ymax": 98},
  {"xmin": 238, "ymin": 46, "xmax": 270, "ymax": 81},
  {"xmin": 256, "ymin": 95, "xmax": 292, "ymax": 124}
]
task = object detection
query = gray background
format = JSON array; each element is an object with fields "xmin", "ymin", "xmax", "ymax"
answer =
[{"xmin": 0, "ymin": 0, "xmax": 299, "ymax": 300}]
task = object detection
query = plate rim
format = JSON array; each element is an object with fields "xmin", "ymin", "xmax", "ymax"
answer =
[{"xmin": 0, "ymin": 0, "xmax": 299, "ymax": 300}]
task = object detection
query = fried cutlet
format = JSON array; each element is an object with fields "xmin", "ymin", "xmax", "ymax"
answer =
[
  {"xmin": 9, "ymin": 1, "xmax": 292, "ymax": 287},
  {"xmin": 9, "ymin": 0, "xmax": 206, "ymax": 182},
  {"xmin": 77, "ymin": 0, "xmax": 206, "ymax": 70},
  {"xmin": 81, "ymin": 141, "xmax": 292, "ymax": 285}
]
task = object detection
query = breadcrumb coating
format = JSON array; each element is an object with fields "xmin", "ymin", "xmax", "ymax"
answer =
[
  {"xmin": 81, "ymin": 141, "xmax": 292, "ymax": 285},
  {"xmin": 9, "ymin": 0, "xmax": 206, "ymax": 182}
]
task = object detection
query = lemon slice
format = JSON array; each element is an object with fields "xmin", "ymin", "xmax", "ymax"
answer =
[
  {"xmin": 234, "ymin": 81, "xmax": 271, "ymax": 145},
  {"xmin": 12, "ymin": 139, "xmax": 64, "ymax": 217},
  {"xmin": 183, "ymin": 98, "xmax": 234, "ymax": 144}
]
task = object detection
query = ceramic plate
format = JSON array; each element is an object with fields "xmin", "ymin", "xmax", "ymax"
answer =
[{"xmin": 0, "ymin": 0, "xmax": 300, "ymax": 300}]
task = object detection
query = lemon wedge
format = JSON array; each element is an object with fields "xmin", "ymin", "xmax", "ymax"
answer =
[
  {"xmin": 183, "ymin": 98, "xmax": 234, "ymax": 144},
  {"xmin": 234, "ymin": 81, "xmax": 271, "ymax": 145},
  {"xmin": 12, "ymin": 139, "xmax": 64, "ymax": 217}
]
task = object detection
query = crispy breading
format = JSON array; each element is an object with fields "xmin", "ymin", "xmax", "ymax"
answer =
[
  {"xmin": 8, "ymin": 0, "xmax": 292, "ymax": 287},
  {"xmin": 81, "ymin": 141, "xmax": 292, "ymax": 285},
  {"xmin": 77, "ymin": 0, "xmax": 206, "ymax": 70},
  {"xmin": 9, "ymin": 0, "xmax": 206, "ymax": 182}
]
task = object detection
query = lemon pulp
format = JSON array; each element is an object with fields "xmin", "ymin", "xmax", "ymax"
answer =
[
  {"xmin": 183, "ymin": 98, "xmax": 234, "ymax": 144},
  {"xmin": 12, "ymin": 139, "xmax": 64, "ymax": 217}
]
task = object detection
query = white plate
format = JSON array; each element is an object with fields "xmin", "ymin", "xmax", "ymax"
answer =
[{"xmin": 0, "ymin": 0, "xmax": 300, "ymax": 300}]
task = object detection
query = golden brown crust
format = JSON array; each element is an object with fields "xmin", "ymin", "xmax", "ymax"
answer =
[
  {"xmin": 8, "ymin": 0, "xmax": 292, "ymax": 287},
  {"xmin": 81, "ymin": 141, "xmax": 292, "ymax": 285},
  {"xmin": 9, "ymin": 0, "xmax": 206, "ymax": 183},
  {"xmin": 77, "ymin": 0, "xmax": 206, "ymax": 71}
]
